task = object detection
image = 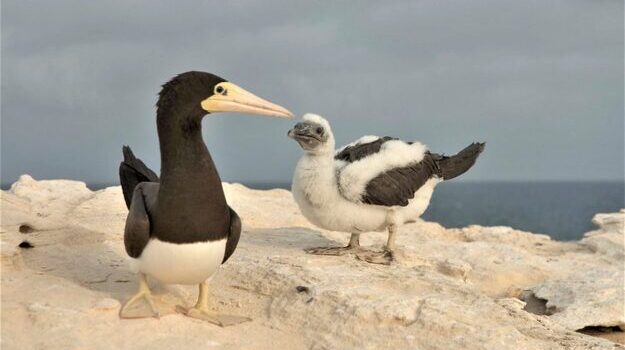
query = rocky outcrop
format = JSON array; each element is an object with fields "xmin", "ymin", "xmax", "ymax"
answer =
[{"xmin": 1, "ymin": 176, "xmax": 623, "ymax": 349}]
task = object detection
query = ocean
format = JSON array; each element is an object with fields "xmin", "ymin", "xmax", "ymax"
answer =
[{"xmin": 244, "ymin": 181, "xmax": 624, "ymax": 241}]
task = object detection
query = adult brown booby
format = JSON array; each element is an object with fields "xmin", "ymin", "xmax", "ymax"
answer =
[
  {"xmin": 288, "ymin": 113, "xmax": 484, "ymax": 265},
  {"xmin": 118, "ymin": 71, "xmax": 292, "ymax": 325}
]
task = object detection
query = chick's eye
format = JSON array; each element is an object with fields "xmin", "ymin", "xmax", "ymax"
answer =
[
  {"xmin": 316, "ymin": 127, "xmax": 324, "ymax": 134},
  {"xmin": 215, "ymin": 86, "xmax": 226, "ymax": 95}
]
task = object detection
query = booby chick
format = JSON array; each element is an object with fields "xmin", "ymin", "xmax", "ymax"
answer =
[
  {"xmin": 288, "ymin": 113, "xmax": 484, "ymax": 265},
  {"xmin": 118, "ymin": 71, "xmax": 292, "ymax": 325}
]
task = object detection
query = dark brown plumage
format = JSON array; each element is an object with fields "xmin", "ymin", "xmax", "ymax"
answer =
[
  {"xmin": 119, "ymin": 146, "xmax": 159, "ymax": 208},
  {"xmin": 119, "ymin": 72, "xmax": 240, "ymax": 254},
  {"xmin": 336, "ymin": 140, "xmax": 485, "ymax": 207},
  {"xmin": 362, "ymin": 153, "xmax": 441, "ymax": 207},
  {"xmin": 433, "ymin": 142, "xmax": 486, "ymax": 180},
  {"xmin": 335, "ymin": 136, "xmax": 396, "ymax": 162}
]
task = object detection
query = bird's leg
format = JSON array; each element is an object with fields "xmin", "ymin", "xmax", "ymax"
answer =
[
  {"xmin": 356, "ymin": 225, "xmax": 396, "ymax": 265},
  {"xmin": 176, "ymin": 281, "xmax": 251, "ymax": 327},
  {"xmin": 386, "ymin": 223, "xmax": 397, "ymax": 251},
  {"xmin": 348, "ymin": 232, "xmax": 360, "ymax": 247},
  {"xmin": 305, "ymin": 233, "xmax": 363, "ymax": 256},
  {"xmin": 119, "ymin": 273, "xmax": 160, "ymax": 319},
  {"xmin": 356, "ymin": 210, "xmax": 397, "ymax": 265}
]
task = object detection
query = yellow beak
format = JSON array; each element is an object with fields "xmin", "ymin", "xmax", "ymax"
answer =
[{"xmin": 201, "ymin": 82, "xmax": 293, "ymax": 118}]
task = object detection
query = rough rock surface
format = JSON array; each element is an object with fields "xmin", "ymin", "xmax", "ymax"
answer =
[{"xmin": 1, "ymin": 175, "xmax": 624, "ymax": 350}]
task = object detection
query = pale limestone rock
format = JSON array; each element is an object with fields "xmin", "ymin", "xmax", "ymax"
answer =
[
  {"xmin": 93, "ymin": 298, "xmax": 121, "ymax": 311},
  {"xmin": 529, "ymin": 269, "xmax": 625, "ymax": 331},
  {"xmin": 437, "ymin": 258, "xmax": 472, "ymax": 281},
  {"xmin": 525, "ymin": 210, "xmax": 625, "ymax": 333},
  {"xmin": 28, "ymin": 302, "xmax": 51, "ymax": 313},
  {"xmin": 223, "ymin": 183, "xmax": 313, "ymax": 230},
  {"xmin": 9, "ymin": 174, "xmax": 93, "ymax": 217},
  {"xmin": 0, "ymin": 190, "xmax": 33, "ymax": 227},
  {"xmin": 69, "ymin": 186, "xmax": 127, "ymax": 235},
  {"xmin": 4, "ymin": 174, "xmax": 94, "ymax": 230},
  {"xmin": 1, "ymin": 175, "xmax": 623, "ymax": 350},
  {"xmin": 581, "ymin": 210, "xmax": 625, "ymax": 259},
  {"xmin": 593, "ymin": 210, "xmax": 625, "ymax": 234}
]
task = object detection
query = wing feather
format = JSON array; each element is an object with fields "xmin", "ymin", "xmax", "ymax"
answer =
[
  {"xmin": 222, "ymin": 206, "xmax": 241, "ymax": 264},
  {"xmin": 336, "ymin": 138, "xmax": 429, "ymax": 205},
  {"xmin": 124, "ymin": 183, "xmax": 158, "ymax": 258},
  {"xmin": 361, "ymin": 153, "xmax": 440, "ymax": 207},
  {"xmin": 335, "ymin": 136, "xmax": 395, "ymax": 162}
]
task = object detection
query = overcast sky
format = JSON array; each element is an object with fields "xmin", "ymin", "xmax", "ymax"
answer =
[{"xmin": 2, "ymin": 0, "xmax": 623, "ymax": 186}]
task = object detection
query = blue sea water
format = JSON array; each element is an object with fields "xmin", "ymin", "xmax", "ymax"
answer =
[
  {"xmin": 246, "ymin": 181, "xmax": 624, "ymax": 241},
  {"xmin": 422, "ymin": 181, "xmax": 624, "ymax": 241}
]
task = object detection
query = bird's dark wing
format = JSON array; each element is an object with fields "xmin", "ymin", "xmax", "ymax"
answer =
[
  {"xmin": 119, "ymin": 146, "xmax": 159, "ymax": 209},
  {"xmin": 124, "ymin": 182, "xmax": 159, "ymax": 258},
  {"xmin": 361, "ymin": 143, "xmax": 485, "ymax": 207},
  {"xmin": 336, "ymin": 137, "xmax": 431, "ymax": 205},
  {"xmin": 361, "ymin": 153, "xmax": 441, "ymax": 207},
  {"xmin": 431, "ymin": 142, "xmax": 485, "ymax": 180},
  {"xmin": 335, "ymin": 136, "xmax": 396, "ymax": 163},
  {"xmin": 221, "ymin": 206, "xmax": 242, "ymax": 264}
]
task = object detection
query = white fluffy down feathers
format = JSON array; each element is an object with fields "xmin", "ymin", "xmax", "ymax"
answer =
[
  {"xmin": 301, "ymin": 113, "xmax": 429, "ymax": 204},
  {"xmin": 291, "ymin": 113, "xmax": 439, "ymax": 233}
]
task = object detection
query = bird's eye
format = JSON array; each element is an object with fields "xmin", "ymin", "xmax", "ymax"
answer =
[
  {"xmin": 215, "ymin": 86, "xmax": 226, "ymax": 95},
  {"xmin": 316, "ymin": 127, "xmax": 324, "ymax": 134}
]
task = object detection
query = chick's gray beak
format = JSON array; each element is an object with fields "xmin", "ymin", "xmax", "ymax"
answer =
[{"xmin": 288, "ymin": 122, "xmax": 319, "ymax": 140}]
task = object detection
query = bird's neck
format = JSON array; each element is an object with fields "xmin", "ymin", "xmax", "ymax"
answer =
[
  {"xmin": 155, "ymin": 111, "xmax": 229, "ymax": 224},
  {"xmin": 157, "ymin": 114, "xmax": 210, "ymax": 175},
  {"xmin": 293, "ymin": 152, "xmax": 340, "ymax": 207}
]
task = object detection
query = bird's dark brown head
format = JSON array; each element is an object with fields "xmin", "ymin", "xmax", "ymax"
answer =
[
  {"xmin": 157, "ymin": 71, "xmax": 226, "ymax": 119},
  {"xmin": 156, "ymin": 71, "xmax": 293, "ymax": 129}
]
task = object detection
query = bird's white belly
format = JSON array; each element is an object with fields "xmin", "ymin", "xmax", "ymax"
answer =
[
  {"xmin": 293, "ymin": 178, "xmax": 440, "ymax": 233},
  {"xmin": 131, "ymin": 238, "xmax": 227, "ymax": 285},
  {"xmin": 295, "ymin": 190, "xmax": 386, "ymax": 232}
]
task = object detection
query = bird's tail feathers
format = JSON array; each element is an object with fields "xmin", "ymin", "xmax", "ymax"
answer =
[
  {"xmin": 119, "ymin": 145, "xmax": 159, "ymax": 208},
  {"xmin": 434, "ymin": 142, "xmax": 485, "ymax": 180},
  {"xmin": 123, "ymin": 145, "xmax": 137, "ymax": 163}
]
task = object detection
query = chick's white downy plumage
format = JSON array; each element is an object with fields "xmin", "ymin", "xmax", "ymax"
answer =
[{"xmin": 288, "ymin": 113, "xmax": 485, "ymax": 264}]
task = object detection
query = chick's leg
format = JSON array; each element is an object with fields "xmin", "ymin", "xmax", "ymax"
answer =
[{"xmin": 356, "ymin": 224, "xmax": 397, "ymax": 265}]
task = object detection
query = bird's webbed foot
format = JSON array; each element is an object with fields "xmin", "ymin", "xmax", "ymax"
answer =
[
  {"xmin": 119, "ymin": 273, "xmax": 160, "ymax": 319},
  {"xmin": 305, "ymin": 233, "xmax": 362, "ymax": 256},
  {"xmin": 175, "ymin": 305, "xmax": 251, "ymax": 327},
  {"xmin": 355, "ymin": 249, "xmax": 395, "ymax": 265},
  {"xmin": 304, "ymin": 245, "xmax": 363, "ymax": 256},
  {"xmin": 176, "ymin": 282, "xmax": 251, "ymax": 327}
]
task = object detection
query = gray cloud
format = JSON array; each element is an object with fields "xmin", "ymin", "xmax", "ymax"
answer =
[{"xmin": 2, "ymin": 0, "xmax": 623, "ymax": 185}]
